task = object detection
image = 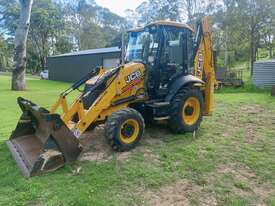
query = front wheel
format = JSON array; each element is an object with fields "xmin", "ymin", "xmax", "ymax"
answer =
[
  {"xmin": 168, "ymin": 87, "xmax": 203, "ymax": 133},
  {"xmin": 105, "ymin": 108, "xmax": 145, "ymax": 152}
]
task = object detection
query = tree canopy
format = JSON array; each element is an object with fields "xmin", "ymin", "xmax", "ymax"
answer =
[{"xmin": 0, "ymin": 0, "xmax": 274, "ymax": 74}]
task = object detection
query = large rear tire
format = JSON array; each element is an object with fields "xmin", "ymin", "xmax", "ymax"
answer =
[
  {"xmin": 105, "ymin": 108, "xmax": 145, "ymax": 152},
  {"xmin": 168, "ymin": 87, "xmax": 203, "ymax": 133}
]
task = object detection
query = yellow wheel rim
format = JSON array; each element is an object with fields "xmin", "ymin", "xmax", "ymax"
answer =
[
  {"xmin": 119, "ymin": 119, "xmax": 140, "ymax": 144},
  {"xmin": 182, "ymin": 97, "xmax": 200, "ymax": 125}
]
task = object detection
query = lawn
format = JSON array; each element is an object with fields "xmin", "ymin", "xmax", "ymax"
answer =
[{"xmin": 0, "ymin": 74, "xmax": 275, "ymax": 206}]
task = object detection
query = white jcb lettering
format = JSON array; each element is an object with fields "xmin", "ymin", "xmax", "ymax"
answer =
[{"xmin": 126, "ymin": 70, "xmax": 142, "ymax": 83}]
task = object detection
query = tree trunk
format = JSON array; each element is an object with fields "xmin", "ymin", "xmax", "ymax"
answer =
[
  {"xmin": 248, "ymin": 0, "xmax": 259, "ymax": 78},
  {"xmin": 224, "ymin": 26, "xmax": 229, "ymax": 69},
  {"xmin": 11, "ymin": 0, "xmax": 33, "ymax": 91},
  {"xmin": 249, "ymin": 27, "xmax": 256, "ymax": 77},
  {"xmin": 250, "ymin": 40, "xmax": 255, "ymax": 77},
  {"xmin": 40, "ymin": 56, "xmax": 46, "ymax": 71}
]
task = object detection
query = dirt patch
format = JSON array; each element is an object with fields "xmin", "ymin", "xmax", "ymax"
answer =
[
  {"xmin": 135, "ymin": 147, "xmax": 161, "ymax": 165},
  {"xmin": 144, "ymin": 122, "xmax": 169, "ymax": 145},
  {"xmin": 244, "ymin": 124, "xmax": 258, "ymax": 144},
  {"xmin": 79, "ymin": 125, "xmax": 114, "ymax": 162},
  {"xmin": 217, "ymin": 164, "xmax": 275, "ymax": 204},
  {"xmin": 217, "ymin": 103, "xmax": 268, "ymax": 145},
  {"xmin": 240, "ymin": 105, "xmax": 265, "ymax": 115},
  {"xmin": 116, "ymin": 151, "xmax": 132, "ymax": 161},
  {"xmin": 142, "ymin": 148, "xmax": 160, "ymax": 162},
  {"xmin": 220, "ymin": 104, "xmax": 265, "ymax": 122},
  {"xmin": 78, "ymin": 124, "xmax": 165, "ymax": 162},
  {"xmin": 142, "ymin": 180, "xmax": 217, "ymax": 206},
  {"xmin": 217, "ymin": 164, "xmax": 258, "ymax": 182},
  {"xmin": 230, "ymin": 104, "xmax": 272, "ymax": 145}
]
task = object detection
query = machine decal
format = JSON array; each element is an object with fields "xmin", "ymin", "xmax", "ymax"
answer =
[
  {"xmin": 125, "ymin": 70, "xmax": 142, "ymax": 83},
  {"xmin": 197, "ymin": 52, "xmax": 203, "ymax": 75},
  {"xmin": 122, "ymin": 77, "xmax": 143, "ymax": 93},
  {"xmin": 122, "ymin": 70, "xmax": 143, "ymax": 93}
]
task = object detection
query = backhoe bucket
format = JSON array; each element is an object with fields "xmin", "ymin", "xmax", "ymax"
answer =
[{"xmin": 7, "ymin": 97, "xmax": 82, "ymax": 177}]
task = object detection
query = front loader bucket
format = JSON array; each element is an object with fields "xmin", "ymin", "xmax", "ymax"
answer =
[{"xmin": 7, "ymin": 97, "xmax": 82, "ymax": 177}]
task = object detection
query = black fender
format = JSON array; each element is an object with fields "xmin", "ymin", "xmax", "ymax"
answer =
[{"xmin": 165, "ymin": 75, "xmax": 204, "ymax": 102}]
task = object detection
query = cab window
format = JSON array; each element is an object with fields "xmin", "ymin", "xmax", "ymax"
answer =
[{"xmin": 163, "ymin": 27, "xmax": 184, "ymax": 68}]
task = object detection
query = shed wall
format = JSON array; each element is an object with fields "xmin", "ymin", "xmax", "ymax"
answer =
[
  {"xmin": 253, "ymin": 61, "xmax": 275, "ymax": 87},
  {"xmin": 47, "ymin": 52, "xmax": 120, "ymax": 82}
]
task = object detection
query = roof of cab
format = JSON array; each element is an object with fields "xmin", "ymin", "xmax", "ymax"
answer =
[{"xmin": 128, "ymin": 21, "xmax": 194, "ymax": 33}]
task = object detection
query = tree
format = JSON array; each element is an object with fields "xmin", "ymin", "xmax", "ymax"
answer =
[
  {"xmin": 261, "ymin": 21, "xmax": 275, "ymax": 58},
  {"xmin": 2, "ymin": 0, "xmax": 130, "ymax": 74},
  {"xmin": 79, "ymin": 22, "xmax": 106, "ymax": 49},
  {"xmin": 133, "ymin": 0, "xmax": 183, "ymax": 26},
  {"xmin": 0, "ymin": 0, "xmax": 19, "ymax": 35},
  {"xmin": 65, "ymin": 0, "xmax": 127, "ymax": 50},
  {"xmin": 236, "ymin": 0, "xmax": 275, "ymax": 76},
  {"xmin": 28, "ymin": 0, "xmax": 68, "ymax": 71},
  {"xmin": 54, "ymin": 37, "xmax": 74, "ymax": 54},
  {"xmin": 211, "ymin": 0, "xmax": 239, "ymax": 69},
  {"xmin": 0, "ymin": 35, "xmax": 12, "ymax": 71},
  {"xmin": 12, "ymin": 0, "xmax": 33, "ymax": 91},
  {"xmin": 208, "ymin": 0, "xmax": 275, "ymax": 74}
]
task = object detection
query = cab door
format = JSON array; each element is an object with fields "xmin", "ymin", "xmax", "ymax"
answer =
[{"xmin": 157, "ymin": 27, "xmax": 189, "ymax": 97}]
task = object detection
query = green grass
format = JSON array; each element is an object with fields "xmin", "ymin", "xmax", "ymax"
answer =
[{"xmin": 0, "ymin": 74, "xmax": 275, "ymax": 206}]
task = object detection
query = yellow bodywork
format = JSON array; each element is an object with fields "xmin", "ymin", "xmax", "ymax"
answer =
[
  {"xmin": 193, "ymin": 17, "xmax": 215, "ymax": 115},
  {"xmin": 50, "ymin": 17, "xmax": 215, "ymax": 137},
  {"xmin": 7, "ymin": 16, "xmax": 217, "ymax": 178},
  {"xmin": 182, "ymin": 97, "xmax": 201, "ymax": 125},
  {"xmin": 51, "ymin": 63, "xmax": 146, "ymax": 137},
  {"xmin": 119, "ymin": 119, "xmax": 140, "ymax": 144}
]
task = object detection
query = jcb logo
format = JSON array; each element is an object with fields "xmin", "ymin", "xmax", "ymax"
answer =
[{"xmin": 125, "ymin": 70, "xmax": 142, "ymax": 83}]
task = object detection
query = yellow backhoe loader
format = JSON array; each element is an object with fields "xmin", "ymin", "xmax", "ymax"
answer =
[{"xmin": 7, "ymin": 17, "xmax": 215, "ymax": 177}]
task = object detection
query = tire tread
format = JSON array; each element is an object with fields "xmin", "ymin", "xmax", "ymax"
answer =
[
  {"xmin": 168, "ymin": 87, "xmax": 203, "ymax": 133},
  {"xmin": 105, "ymin": 108, "xmax": 145, "ymax": 152}
]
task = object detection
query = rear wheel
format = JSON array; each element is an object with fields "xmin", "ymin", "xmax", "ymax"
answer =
[
  {"xmin": 105, "ymin": 108, "xmax": 145, "ymax": 152},
  {"xmin": 169, "ymin": 87, "xmax": 203, "ymax": 133}
]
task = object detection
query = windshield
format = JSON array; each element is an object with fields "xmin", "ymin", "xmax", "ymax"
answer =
[{"xmin": 125, "ymin": 30, "xmax": 158, "ymax": 63}]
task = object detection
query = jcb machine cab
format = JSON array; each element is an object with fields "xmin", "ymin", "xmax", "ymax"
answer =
[
  {"xmin": 7, "ymin": 17, "xmax": 215, "ymax": 177},
  {"xmin": 123, "ymin": 20, "xmax": 213, "ymax": 126},
  {"xmin": 126, "ymin": 22, "xmax": 195, "ymax": 98}
]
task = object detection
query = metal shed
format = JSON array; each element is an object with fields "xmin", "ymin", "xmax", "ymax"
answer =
[
  {"xmin": 253, "ymin": 60, "xmax": 275, "ymax": 87},
  {"xmin": 47, "ymin": 47, "xmax": 121, "ymax": 82}
]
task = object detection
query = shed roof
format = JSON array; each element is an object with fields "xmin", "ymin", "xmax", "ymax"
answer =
[
  {"xmin": 51, "ymin": 47, "xmax": 121, "ymax": 58},
  {"xmin": 254, "ymin": 59, "xmax": 275, "ymax": 63}
]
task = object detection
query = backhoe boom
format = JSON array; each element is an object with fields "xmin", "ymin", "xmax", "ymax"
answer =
[{"xmin": 194, "ymin": 17, "xmax": 216, "ymax": 115}]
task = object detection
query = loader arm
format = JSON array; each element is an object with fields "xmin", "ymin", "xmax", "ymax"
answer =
[
  {"xmin": 193, "ymin": 17, "xmax": 216, "ymax": 115},
  {"xmin": 7, "ymin": 63, "xmax": 146, "ymax": 177},
  {"xmin": 51, "ymin": 63, "xmax": 146, "ymax": 138}
]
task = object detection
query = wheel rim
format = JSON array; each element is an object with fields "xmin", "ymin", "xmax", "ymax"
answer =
[
  {"xmin": 119, "ymin": 119, "xmax": 140, "ymax": 144},
  {"xmin": 182, "ymin": 97, "xmax": 200, "ymax": 126}
]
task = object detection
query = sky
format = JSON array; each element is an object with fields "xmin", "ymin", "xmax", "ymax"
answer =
[{"xmin": 95, "ymin": 0, "xmax": 145, "ymax": 17}]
